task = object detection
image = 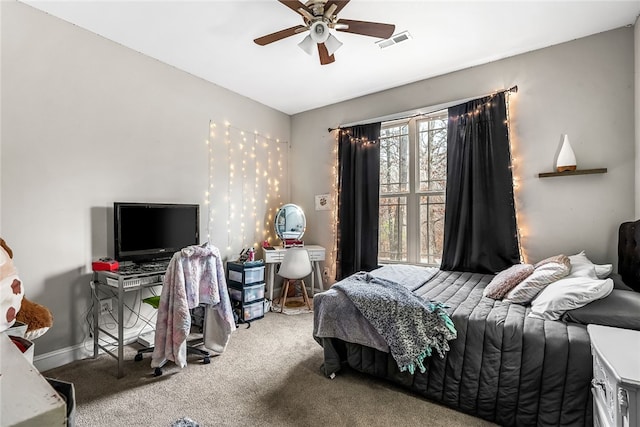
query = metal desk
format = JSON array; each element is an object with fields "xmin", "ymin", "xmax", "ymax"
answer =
[{"xmin": 92, "ymin": 265, "xmax": 165, "ymax": 378}]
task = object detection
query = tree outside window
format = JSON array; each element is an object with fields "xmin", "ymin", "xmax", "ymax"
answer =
[{"xmin": 379, "ymin": 111, "xmax": 447, "ymax": 265}]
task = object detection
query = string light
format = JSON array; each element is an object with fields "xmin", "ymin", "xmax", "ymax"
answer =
[
  {"xmin": 227, "ymin": 122, "xmax": 233, "ymax": 251},
  {"xmin": 328, "ymin": 129, "xmax": 340, "ymax": 285},
  {"xmin": 206, "ymin": 120, "xmax": 288, "ymax": 257},
  {"xmin": 506, "ymin": 90, "xmax": 527, "ymax": 263},
  {"xmin": 206, "ymin": 121, "xmax": 216, "ymax": 241}
]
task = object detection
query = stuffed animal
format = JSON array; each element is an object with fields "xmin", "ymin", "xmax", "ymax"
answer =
[
  {"xmin": 0, "ymin": 237, "xmax": 23, "ymax": 332},
  {"xmin": 17, "ymin": 297, "xmax": 53, "ymax": 340},
  {"xmin": 0, "ymin": 238, "xmax": 53, "ymax": 340}
]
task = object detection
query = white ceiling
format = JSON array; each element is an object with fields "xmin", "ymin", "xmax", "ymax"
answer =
[{"xmin": 21, "ymin": 0, "xmax": 640, "ymax": 115}]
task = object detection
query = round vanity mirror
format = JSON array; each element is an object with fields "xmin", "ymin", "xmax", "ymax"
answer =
[{"xmin": 274, "ymin": 204, "xmax": 306, "ymax": 243}]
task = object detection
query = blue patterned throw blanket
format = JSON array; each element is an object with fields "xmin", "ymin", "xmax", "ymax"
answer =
[{"xmin": 334, "ymin": 272, "xmax": 457, "ymax": 374}]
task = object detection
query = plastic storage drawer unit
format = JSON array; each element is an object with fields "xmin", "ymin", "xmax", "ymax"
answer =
[
  {"xmin": 227, "ymin": 261, "xmax": 265, "ymax": 286},
  {"xmin": 229, "ymin": 266, "xmax": 264, "ymax": 285},
  {"xmin": 229, "ymin": 283, "xmax": 265, "ymax": 303},
  {"xmin": 227, "ymin": 260, "xmax": 266, "ymax": 323},
  {"xmin": 241, "ymin": 301, "xmax": 265, "ymax": 322}
]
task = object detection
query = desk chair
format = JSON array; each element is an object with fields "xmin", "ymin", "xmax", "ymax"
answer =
[
  {"xmin": 277, "ymin": 248, "xmax": 312, "ymax": 312},
  {"xmin": 134, "ymin": 296, "xmax": 210, "ymax": 377}
]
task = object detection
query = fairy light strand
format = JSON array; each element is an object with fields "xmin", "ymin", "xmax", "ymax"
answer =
[
  {"xmin": 206, "ymin": 120, "xmax": 288, "ymax": 258},
  {"xmin": 226, "ymin": 122, "xmax": 232, "ymax": 251},
  {"xmin": 506, "ymin": 90, "xmax": 527, "ymax": 263},
  {"xmin": 206, "ymin": 120, "xmax": 216, "ymax": 242},
  {"xmin": 328, "ymin": 130, "xmax": 340, "ymax": 284}
]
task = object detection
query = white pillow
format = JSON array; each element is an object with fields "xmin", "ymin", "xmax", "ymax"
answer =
[
  {"xmin": 529, "ymin": 267, "xmax": 614, "ymax": 321},
  {"xmin": 504, "ymin": 260, "xmax": 570, "ymax": 304},
  {"xmin": 568, "ymin": 251, "xmax": 613, "ymax": 279}
]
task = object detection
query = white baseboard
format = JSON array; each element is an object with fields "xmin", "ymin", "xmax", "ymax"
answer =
[
  {"xmin": 34, "ymin": 329, "xmax": 147, "ymax": 373},
  {"xmin": 34, "ymin": 342, "xmax": 93, "ymax": 372}
]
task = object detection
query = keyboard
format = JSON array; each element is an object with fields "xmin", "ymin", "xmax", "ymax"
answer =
[
  {"xmin": 115, "ymin": 261, "xmax": 169, "ymax": 276},
  {"xmin": 104, "ymin": 261, "xmax": 169, "ymax": 289}
]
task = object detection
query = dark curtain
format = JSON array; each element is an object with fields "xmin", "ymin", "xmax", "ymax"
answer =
[
  {"xmin": 336, "ymin": 123, "xmax": 381, "ymax": 280},
  {"xmin": 441, "ymin": 92, "xmax": 520, "ymax": 273}
]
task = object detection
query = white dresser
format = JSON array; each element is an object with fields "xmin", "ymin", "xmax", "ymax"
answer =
[
  {"xmin": 262, "ymin": 245, "xmax": 326, "ymax": 304},
  {"xmin": 0, "ymin": 333, "xmax": 67, "ymax": 426},
  {"xmin": 588, "ymin": 325, "xmax": 640, "ymax": 427}
]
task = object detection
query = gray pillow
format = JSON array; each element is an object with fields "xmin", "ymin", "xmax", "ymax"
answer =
[{"xmin": 562, "ymin": 289, "xmax": 640, "ymax": 331}]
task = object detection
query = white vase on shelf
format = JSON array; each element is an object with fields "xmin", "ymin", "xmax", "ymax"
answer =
[{"xmin": 556, "ymin": 134, "xmax": 577, "ymax": 172}]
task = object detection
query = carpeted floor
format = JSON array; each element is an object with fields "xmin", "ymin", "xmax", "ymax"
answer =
[{"xmin": 43, "ymin": 311, "xmax": 496, "ymax": 427}]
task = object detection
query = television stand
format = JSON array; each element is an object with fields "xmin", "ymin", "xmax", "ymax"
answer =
[{"xmin": 92, "ymin": 265, "xmax": 166, "ymax": 378}]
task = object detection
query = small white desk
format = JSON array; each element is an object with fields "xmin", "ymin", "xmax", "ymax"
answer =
[{"xmin": 262, "ymin": 245, "xmax": 326, "ymax": 304}]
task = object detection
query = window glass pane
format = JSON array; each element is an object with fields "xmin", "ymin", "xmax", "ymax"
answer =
[
  {"xmin": 380, "ymin": 124, "xmax": 409, "ymax": 194},
  {"xmin": 378, "ymin": 111, "xmax": 447, "ymax": 266},
  {"xmin": 419, "ymin": 195, "xmax": 445, "ymax": 265},
  {"xmin": 378, "ymin": 196, "xmax": 407, "ymax": 262},
  {"xmin": 418, "ymin": 114, "xmax": 447, "ymax": 192}
]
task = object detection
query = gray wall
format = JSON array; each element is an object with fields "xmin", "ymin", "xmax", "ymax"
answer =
[
  {"xmin": 1, "ymin": 1, "xmax": 290, "ymax": 356},
  {"xmin": 291, "ymin": 27, "xmax": 635, "ymax": 277},
  {"xmin": 636, "ymin": 15, "xmax": 640, "ymax": 218}
]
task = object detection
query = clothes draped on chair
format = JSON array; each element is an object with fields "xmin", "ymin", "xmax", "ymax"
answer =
[
  {"xmin": 440, "ymin": 91, "xmax": 520, "ymax": 274},
  {"xmin": 151, "ymin": 242, "xmax": 235, "ymax": 368}
]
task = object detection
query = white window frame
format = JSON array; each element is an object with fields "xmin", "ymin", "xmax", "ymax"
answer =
[{"xmin": 379, "ymin": 110, "xmax": 447, "ymax": 266}]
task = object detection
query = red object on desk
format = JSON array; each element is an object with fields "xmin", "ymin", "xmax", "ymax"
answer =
[
  {"xmin": 92, "ymin": 259, "xmax": 119, "ymax": 271},
  {"xmin": 283, "ymin": 239, "xmax": 304, "ymax": 248}
]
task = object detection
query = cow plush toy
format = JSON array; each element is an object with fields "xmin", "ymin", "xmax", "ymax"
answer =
[{"xmin": 0, "ymin": 238, "xmax": 53, "ymax": 340}]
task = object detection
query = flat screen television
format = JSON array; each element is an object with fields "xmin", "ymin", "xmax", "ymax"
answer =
[{"xmin": 114, "ymin": 202, "xmax": 200, "ymax": 263}]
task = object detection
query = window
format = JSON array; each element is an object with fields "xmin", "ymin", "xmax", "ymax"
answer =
[{"xmin": 378, "ymin": 110, "xmax": 447, "ymax": 265}]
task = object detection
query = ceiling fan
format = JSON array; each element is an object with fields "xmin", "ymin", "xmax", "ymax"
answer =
[{"xmin": 254, "ymin": 0, "xmax": 395, "ymax": 65}]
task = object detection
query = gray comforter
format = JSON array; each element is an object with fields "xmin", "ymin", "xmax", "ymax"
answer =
[{"xmin": 313, "ymin": 266, "xmax": 592, "ymax": 427}]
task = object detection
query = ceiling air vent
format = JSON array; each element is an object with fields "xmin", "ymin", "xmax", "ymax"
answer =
[{"xmin": 376, "ymin": 31, "xmax": 412, "ymax": 49}]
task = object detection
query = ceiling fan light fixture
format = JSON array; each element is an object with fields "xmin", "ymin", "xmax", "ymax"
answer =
[
  {"xmin": 297, "ymin": 34, "xmax": 315, "ymax": 55},
  {"xmin": 309, "ymin": 21, "xmax": 330, "ymax": 43},
  {"xmin": 254, "ymin": 1, "xmax": 397, "ymax": 65},
  {"xmin": 325, "ymin": 33, "xmax": 343, "ymax": 56}
]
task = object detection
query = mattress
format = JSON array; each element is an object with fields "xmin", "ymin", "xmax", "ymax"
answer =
[{"xmin": 313, "ymin": 265, "xmax": 592, "ymax": 426}]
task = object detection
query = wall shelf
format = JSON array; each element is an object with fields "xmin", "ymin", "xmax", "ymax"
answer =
[{"xmin": 538, "ymin": 168, "xmax": 607, "ymax": 178}]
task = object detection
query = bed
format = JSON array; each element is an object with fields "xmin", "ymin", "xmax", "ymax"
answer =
[{"xmin": 313, "ymin": 221, "xmax": 640, "ymax": 427}]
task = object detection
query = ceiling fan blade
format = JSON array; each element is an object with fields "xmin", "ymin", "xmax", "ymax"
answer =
[
  {"xmin": 254, "ymin": 25, "xmax": 308, "ymax": 46},
  {"xmin": 336, "ymin": 19, "xmax": 395, "ymax": 39},
  {"xmin": 317, "ymin": 43, "xmax": 335, "ymax": 65},
  {"xmin": 325, "ymin": 1, "xmax": 350, "ymax": 16},
  {"xmin": 278, "ymin": 0, "xmax": 313, "ymax": 18}
]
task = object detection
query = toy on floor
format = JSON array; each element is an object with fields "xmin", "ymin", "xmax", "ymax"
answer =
[{"xmin": 0, "ymin": 238, "xmax": 53, "ymax": 340}]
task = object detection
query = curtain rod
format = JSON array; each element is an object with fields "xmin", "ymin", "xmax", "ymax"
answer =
[{"xmin": 327, "ymin": 85, "xmax": 518, "ymax": 133}]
